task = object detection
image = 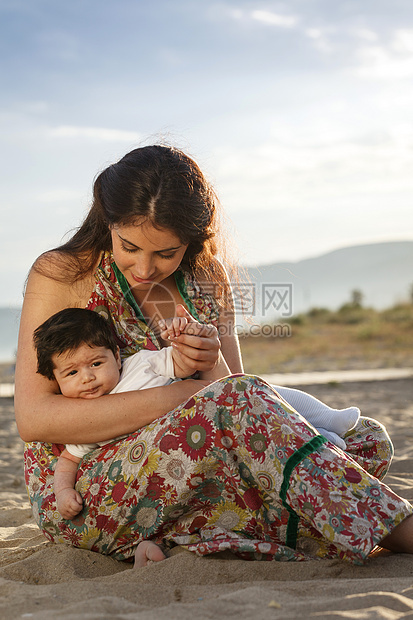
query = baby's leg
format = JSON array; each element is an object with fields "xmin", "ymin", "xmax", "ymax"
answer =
[
  {"xmin": 315, "ymin": 427, "xmax": 346, "ymax": 450},
  {"xmin": 134, "ymin": 541, "xmax": 166, "ymax": 568},
  {"xmin": 274, "ymin": 385, "xmax": 360, "ymax": 436}
]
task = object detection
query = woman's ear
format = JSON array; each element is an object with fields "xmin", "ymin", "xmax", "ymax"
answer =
[{"xmin": 115, "ymin": 347, "xmax": 122, "ymax": 370}]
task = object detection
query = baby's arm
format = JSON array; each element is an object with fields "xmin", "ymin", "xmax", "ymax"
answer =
[{"xmin": 54, "ymin": 449, "xmax": 83, "ymax": 520}]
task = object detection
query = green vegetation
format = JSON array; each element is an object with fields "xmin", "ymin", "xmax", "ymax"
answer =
[{"xmin": 240, "ymin": 300, "xmax": 413, "ymax": 375}]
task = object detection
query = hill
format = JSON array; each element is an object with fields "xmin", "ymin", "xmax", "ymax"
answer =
[{"xmin": 245, "ymin": 240, "xmax": 413, "ymax": 322}]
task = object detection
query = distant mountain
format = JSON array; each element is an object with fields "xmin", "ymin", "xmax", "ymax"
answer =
[
  {"xmin": 245, "ymin": 241, "xmax": 413, "ymax": 322},
  {"xmin": 0, "ymin": 241, "xmax": 412, "ymax": 360},
  {"xmin": 0, "ymin": 307, "xmax": 21, "ymax": 362}
]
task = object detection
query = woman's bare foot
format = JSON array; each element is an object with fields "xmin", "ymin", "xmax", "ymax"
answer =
[
  {"xmin": 380, "ymin": 514, "xmax": 413, "ymax": 554},
  {"xmin": 134, "ymin": 541, "xmax": 167, "ymax": 568}
]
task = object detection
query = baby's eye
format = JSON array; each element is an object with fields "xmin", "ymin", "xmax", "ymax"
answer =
[{"xmin": 68, "ymin": 370, "xmax": 77, "ymax": 376}]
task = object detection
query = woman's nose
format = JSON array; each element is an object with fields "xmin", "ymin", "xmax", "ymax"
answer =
[{"xmin": 135, "ymin": 255, "xmax": 155, "ymax": 279}]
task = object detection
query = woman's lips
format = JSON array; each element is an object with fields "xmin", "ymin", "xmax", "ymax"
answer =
[{"xmin": 131, "ymin": 274, "xmax": 155, "ymax": 284}]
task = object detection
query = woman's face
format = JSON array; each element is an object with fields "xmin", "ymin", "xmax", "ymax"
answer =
[{"xmin": 110, "ymin": 221, "xmax": 188, "ymax": 292}]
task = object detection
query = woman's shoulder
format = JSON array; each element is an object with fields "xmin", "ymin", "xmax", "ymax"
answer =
[
  {"xmin": 198, "ymin": 257, "xmax": 235, "ymax": 304},
  {"xmin": 33, "ymin": 249, "xmax": 100, "ymax": 279},
  {"xmin": 183, "ymin": 256, "xmax": 230, "ymax": 288},
  {"xmin": 32, "ymin": 249, "xmax": 72, "ymax": 279},
  {"xmin": 28, "ymin": 250, "xmax": 99, "ymax": 306}
]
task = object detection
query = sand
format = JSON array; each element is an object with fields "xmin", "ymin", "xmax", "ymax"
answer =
[{"xmin": 1, "ymin": 378, "xmax": 413, "ymax": 619}]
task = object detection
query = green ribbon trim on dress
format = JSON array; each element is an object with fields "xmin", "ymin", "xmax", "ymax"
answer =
[
  {"xmin": 280, "ymin": 434, "xmax": 328, "ymax": 549},
  {"xmin": 174, "ymin": 269, "xmax": 201, "ymax": 321},
  {"xmin": 111, "ymin": 261, "xmax": 146, "ymax": 322}
]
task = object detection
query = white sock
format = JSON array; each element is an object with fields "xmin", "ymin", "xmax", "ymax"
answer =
[
  {"xmin": 315, "ymin": 428, "xmax": 346, "ymax": 450},
  {"xmin": 273, "ymin": 385, "xmax": 360, "ymax": 436}
]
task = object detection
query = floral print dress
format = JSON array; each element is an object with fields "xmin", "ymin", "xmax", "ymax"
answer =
[{"xmin": 24, "ymin": 253, "xmax": 413, "ymax": 564}]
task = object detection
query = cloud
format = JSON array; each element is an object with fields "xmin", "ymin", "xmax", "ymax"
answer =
[
  {"xmin": 353, "ymin": 28, "xmax": 379, "ymax": 43},
  {"xmin": 250, "ymin": 10, "xmax": 298, "ymax": 29},
  {"xmin": 243, "ymin": 10, "xmax": 336, "ymax": 54},
  {"xmin": 355, "ymin": 29, "xmax": 413, "ymax": 79},
  {"xmin": 356, "ymin": 46, "xmax": 413, "ymax": 79},
  {"xmin": 212, "ymin": 126, "xmax": 413, "ymax": 216},
  {"xmin": 50, "ymin": 125, "xmax": 141, "ymax": 142},
  {"xmin": 304, "ymin": 27, "xmax": 333, "ymax": 53},
  {"xmin": 393, "ymin": 29, "xmax": 413, "ymax": 53},
  {"xmin": 228, "ymin": 8, "xmax": 243, "ymax": 20}
]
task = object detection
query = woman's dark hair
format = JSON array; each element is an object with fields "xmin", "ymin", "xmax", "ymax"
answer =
[
  {"xmin": 36, "ymin": 145, "xmax": 233, "ymax": 300},
  {"xmin": 33, "ymin": 308, "xmax": 119, "ymax": 380}
]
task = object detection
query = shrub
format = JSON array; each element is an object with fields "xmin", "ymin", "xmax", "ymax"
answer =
[
  {"xmin": 381, "ymin": 304, "xmax": 413, "ymax": 324},
  {"xmin": 286, "ymin": 314, "xmax": 306, "ymax": 326}
]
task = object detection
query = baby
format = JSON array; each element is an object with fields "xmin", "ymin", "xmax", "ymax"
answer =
[{"xmin": 33, "ymin": 306, "xmax": 229, "ymax": 566}]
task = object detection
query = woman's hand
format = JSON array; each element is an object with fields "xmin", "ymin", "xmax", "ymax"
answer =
[{"xmin": 169, "ymin": 305, "xmax": 221, "ymax": 373}]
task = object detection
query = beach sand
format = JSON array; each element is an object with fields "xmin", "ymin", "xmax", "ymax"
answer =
[{"xmin": 1, "ymin": 378, "xmax": 413, "ymax": 619}]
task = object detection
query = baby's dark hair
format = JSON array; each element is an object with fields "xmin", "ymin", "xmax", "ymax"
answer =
[{"xmin": 33, "ymin": 308, "xmax": 119, "ymax": 380}]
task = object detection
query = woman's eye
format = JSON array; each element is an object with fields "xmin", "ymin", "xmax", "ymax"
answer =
[
  {"xmin": 119, "ymin": 242, "xmax": 176, "ymax": 259},
  {"xmin": 92, "ymin": 362, "xmax": 102, "ymax": 367},
  {"xmin": 121, "ymin": 244, "xmax": 136, "ymax": 254}
]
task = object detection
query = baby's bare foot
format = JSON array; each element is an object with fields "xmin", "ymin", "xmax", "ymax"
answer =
[{"xmin": 134, "ymin": 541, "xmax": 166, "ymax": 568}]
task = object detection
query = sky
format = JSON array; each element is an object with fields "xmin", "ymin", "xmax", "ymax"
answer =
[{"xmin": 1, "ymin": 0, "xmax": 413, "ymax": 306}]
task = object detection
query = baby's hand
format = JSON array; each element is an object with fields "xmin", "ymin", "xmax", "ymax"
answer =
[
  {"xmin": 158, "ymin": 316, "xmax": 196, "ymax": 378},
  {"xmin": 158, "ymin": 316, "xmax": 188, "ymax": 341},
  {"xmin": 56, "ymin": 488, "xmax": 83, "ymax": 520}
]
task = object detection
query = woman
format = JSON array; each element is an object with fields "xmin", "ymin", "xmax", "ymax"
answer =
[{"xmin": 15, "ymin": 145, "xmax": 413, "ymax": 565}]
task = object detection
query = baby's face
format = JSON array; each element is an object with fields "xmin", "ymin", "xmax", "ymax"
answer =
[{"xmin": 52, "ymin": 344, "xmax": 122, "ymax": 399}]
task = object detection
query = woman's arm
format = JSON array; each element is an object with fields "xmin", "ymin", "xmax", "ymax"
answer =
[
  {"xmin": 170, "ymin": 263, "xmax": 244, "ymax": 375},
  {"xmin": 200, "ymin": 350, "xmax": 231, "ymax": 383},
  {"xmin": 215, "ymin": 285, "xmax": 244, "ymax": 374},
  {"xmin": 202, "ymin": 261, "xmax": 244, "ymax": 374},
  {"xmin": 14, "ymin": 265, "xmax": 208, "ymax": 444}
]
